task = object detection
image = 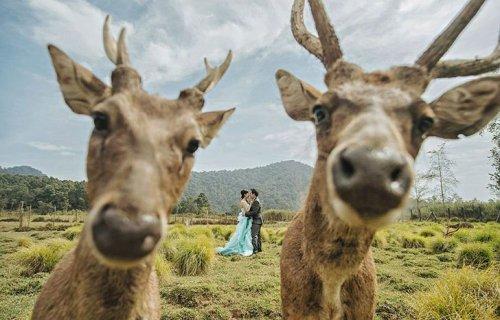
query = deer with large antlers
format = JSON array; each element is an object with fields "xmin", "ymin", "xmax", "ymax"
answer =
[
  {"xmin": 277, "ymin": 0, "xmax": 499, "ymax": 319},
  {"xmin": 32, "ymin": 16, "xmax": 234, "ymax": 320}
]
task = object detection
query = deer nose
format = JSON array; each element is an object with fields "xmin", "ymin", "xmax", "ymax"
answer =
[
  {"xmin": 91, "ymin": 205, "xmax": 162, "ymax": 261},
  {"xmin": 332, "ymin": 146, "xmax": 412, "ymax": 217}
]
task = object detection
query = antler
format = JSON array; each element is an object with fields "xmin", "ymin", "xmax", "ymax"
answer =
[
  {"xmin": 431, "ymin": 34, "xmax": 500, "ymax": 78},
  {"xmin": 103, "ymin": 15, "xmax": 131, "ymax": 66},
  {"xmin": 291, "ymin": 0, "xmax": 323, "ymax": 63},
  {"xmin": 415, "ymin": 0, "xmax": 487, "ymax": 72},
  {"xmin": 291, "ymin": 0, "xmax": 342, "ymax": 69},
  {"xmin": 195, "ymin": 50, "xmax": 233, "ymax": 93}
]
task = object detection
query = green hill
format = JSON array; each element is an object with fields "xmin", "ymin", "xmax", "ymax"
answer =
[
  {"xmin": 183, "ymin": 160, "xmax": 312, "ymax": 212},
  {"xmin": 0, "ymin": 166, "xmax": 45, "ymax": 177}
]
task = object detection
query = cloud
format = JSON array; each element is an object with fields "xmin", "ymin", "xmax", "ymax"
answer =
[{"xmin": 28, "ymin": 141, "xmax": 75, "ymax": 156}]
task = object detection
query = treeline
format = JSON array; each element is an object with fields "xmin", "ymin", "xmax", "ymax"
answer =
[
  {"xmin": 408, "ymin": 198, "xmax": 499, "ymax": 222},
  {"xmin": 0, "ymin": 173, "xmax": 87, "ymax": 213}
]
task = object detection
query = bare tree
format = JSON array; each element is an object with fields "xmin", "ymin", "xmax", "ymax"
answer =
[
  {"xmin": 412, "ymin": 173, "xmax": 430, "ymax": 220},
  {"xmin": 425, "ymin": 143, "xmax": 459, "ymax": 212},
  {"xmin": 487, "ymin": 117, "xmax": 499, "ymax": 197}
]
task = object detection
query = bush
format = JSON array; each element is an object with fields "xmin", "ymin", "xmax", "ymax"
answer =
[
  {"xmin": 427, "ymin": 237, "xmax": 458, "ymax": 253},
  {"xmin": 15, "ymin": 238, "xmax": 73, "ymax": 275},
  {"xmin": 412, "ymin": 267, "xmax": 499, "ymax": 319},
  {"xmin": 457, "ymin": 244, "xmax": 493, "ymax": 269},
  {"xmin": 16, "ymin": 237, "xmax": 33, "ymax": 248},
  {"xmin": 155, "ymin": 254, "xmax": 171, "ymax": 284},
  {"xmin": 261, "ymin": 209, "xmax": 295, "ymax": 222},
  {"xmin": 401, "ymin": 234, "xmax": 426, "ymax": 248},
  {"xmin": 61, "ymin": 225, "xmax": 83, "ymax": 240},
  {"xmin": 173, "ymin": 236, "xmax": 214, "ymax": 276}
]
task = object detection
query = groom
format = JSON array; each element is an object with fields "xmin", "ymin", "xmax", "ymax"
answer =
[{"xmin": 245, "ymin": 188, "xmax": 262, "ymax": 254}]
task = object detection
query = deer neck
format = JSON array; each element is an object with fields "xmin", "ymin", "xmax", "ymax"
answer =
[
  {"xmin": 302, "ymin": 157, "xmax": 374, "ymax": 316},
  {"xmin": 70, "ymin": 230, "xmax": 156, "ymax": 318}
]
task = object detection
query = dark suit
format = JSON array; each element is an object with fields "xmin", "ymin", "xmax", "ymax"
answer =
[{"xmin": 245, "ymin": 199, "xmax": 262, "ymax": 253}]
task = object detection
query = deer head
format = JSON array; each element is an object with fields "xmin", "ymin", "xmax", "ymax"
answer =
[
  {"xmin": 277, "ymin": 0, "xmax": 499, "ymax": 229},
  {"xmin": 48, "ymin": 16, "xmax": 234, "ymax": 267}
]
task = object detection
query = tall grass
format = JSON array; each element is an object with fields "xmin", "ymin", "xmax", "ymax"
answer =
[
  {"xmin": 427, "ymin": 237, "xmax": 457, "ymax": 253},
  {"xmin": 15, "ymin": 238, "xmax": 73, "ymax": 275},
  {"xmin": 61, "ymin": 225, "xmax": 83, "ymax": 240},
  {"xmin": 173, "ymin": 236, "xmax": 214, "ymax": 276},
  {"xmin": 412, "ymin": 267, "xmax": 499, "ymax": 319},
  {"xmin": 457, "ymin": 243, "xmax": 493, "ymax": 269}
]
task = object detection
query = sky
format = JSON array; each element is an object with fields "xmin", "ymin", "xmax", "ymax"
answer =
[{"xmin": 0, "ymin": 0, "xmax": 498, "ymax": 200}]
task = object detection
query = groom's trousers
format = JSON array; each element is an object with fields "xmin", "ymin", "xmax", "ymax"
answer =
[{"xmin": 251, "ymin": 222, "xmax": 262, "ymax": 253}]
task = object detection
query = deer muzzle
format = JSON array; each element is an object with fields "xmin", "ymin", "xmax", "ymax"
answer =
[{"xmin": 91, "ymin": 205, "xmax": 162, "ymax": 262}]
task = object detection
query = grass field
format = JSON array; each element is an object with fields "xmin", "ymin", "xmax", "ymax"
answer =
[{"xmin": 0, "ymin": 217, "xmax": 498, "ymax": 319}]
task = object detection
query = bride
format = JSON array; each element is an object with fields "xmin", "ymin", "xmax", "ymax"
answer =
[{"xmin": 216, "ymin": 190, "xmax": 254, "ymax": 256}]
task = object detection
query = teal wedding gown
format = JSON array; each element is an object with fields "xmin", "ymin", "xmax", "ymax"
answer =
[{"xmin": 216, "ymin": 202, "xmax": 253, "ymax": 256}]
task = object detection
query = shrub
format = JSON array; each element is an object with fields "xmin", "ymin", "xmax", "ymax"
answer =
[
  {"xmin": 155, "ymin": 254, "xmax": 171, "ymax": 284},
  {"xmin": 61, "ymin": 225, "xmax": 83, "ymax": 240},
  {"xmin": 173, "ymin": 236, "xmax": 214, "ymax": 276},
  {"xmin": 261, "ymin": 209, "xmax": 295, "ymax": 222},
  {"xmin": 457, "ymin": 244, "xmax": 493, "ymax": 269},
  {"xmin": 16, "ymin": 237, "xmax": 33, "ymax": 248},
  {"xmin": 412, "ymin": 267, "xmax": 499, "ymax": 319},
  {"xmin": 401, "ymin": 234, "xmax": 426, "ymax": 248},
  {"xmin": 15, "ymin": 238, "xmax": 73, "ymax": 275},
  {"xmin": 427, "ymin": 237, "xmax": 458, "ymax": 253}
]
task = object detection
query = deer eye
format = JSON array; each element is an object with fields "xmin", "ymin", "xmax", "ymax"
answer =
[
  {"xmin": 418, "ymin": 116, "xmax": 434, "ymax": 133},
  {"xmin": 186, "ymin": 139, "xmax": 200, "ymax": 154},
  {"xmin": 92, "ymin": 112, "xmax": 109, "ymax": 132},
  {"xmin": 312, "ymin": 105, "xmax": 328, "ymax": 125}
]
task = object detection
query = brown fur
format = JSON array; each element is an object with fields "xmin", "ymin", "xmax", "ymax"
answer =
[
  {"xmin": 277, "ymin": 1, "xmax": 499, "ymax": 319},
  {"xmin": 33, "ymin": 18, "xmax": 234, "ymax": 320}
]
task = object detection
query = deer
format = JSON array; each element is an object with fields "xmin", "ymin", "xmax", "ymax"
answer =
[
  {"xmin": 32, "ymin": 16, "xmax": 235, "ymax": 320},
  {"xmin": 276, "ymin": 0, "xmax": 499, "ymax": 319}
]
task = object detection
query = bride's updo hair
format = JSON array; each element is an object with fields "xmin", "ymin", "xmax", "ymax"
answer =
[{"xmin": 240, "ymin": 190, "xmax": 249, "ymax": 199}]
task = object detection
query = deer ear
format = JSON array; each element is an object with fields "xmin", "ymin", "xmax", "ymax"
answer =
[
  {"xmin": 428, "ymin": 76, "xmax": 499, "ymax": 139},
  {"xmin": 197, "ymin": 108, "xmax": 235, "ymax": 148},
  {"xmin": 275, "ymin": 69, "xmax": 320, "ymax": 121},
  {"xmin": 48, "ymin": 45, "xmax": 110, "ymax": 115}
]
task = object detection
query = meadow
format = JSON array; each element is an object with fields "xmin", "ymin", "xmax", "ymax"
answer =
[{"xmin": 0, "ymin": 213, "xmax": 498, "ymax": 320}]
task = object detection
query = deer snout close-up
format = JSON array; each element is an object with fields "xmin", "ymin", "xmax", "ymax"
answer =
[
  {"xmin": 91, "ymin": 205, "xmax": 162, "ymax": 263},
  {"xmin": 330, "ymin": 146, "xmax": 413, "ymax": 224}
]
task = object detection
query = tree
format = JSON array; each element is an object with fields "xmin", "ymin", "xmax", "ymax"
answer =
[
  {"xmin": 425, "ymin": 143, "xmax": 458, "ymax": 212},
  {"xmin": 194, "ymin": 193, "xmax": 211, "ymax": 215},
  {"xmin": 412, "ymin": 173, "xmax": 429, "ymax": 220},
  {"xmin": 487, "ymin": 118, "xmax": 499, "ymax": 197}
]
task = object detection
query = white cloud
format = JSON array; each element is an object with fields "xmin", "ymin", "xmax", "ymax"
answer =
[{"xmin": 28, "ymin": 141, "xmax": 75, "ymax": 156}]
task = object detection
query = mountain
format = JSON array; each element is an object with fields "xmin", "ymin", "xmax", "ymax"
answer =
[
  {"xmin": 183, "ymin": 160, "xmax": 313, "ymax": 212},
  {"xmin": 0, "ymin": 166, "xmax": 46, "ymax": 177}
]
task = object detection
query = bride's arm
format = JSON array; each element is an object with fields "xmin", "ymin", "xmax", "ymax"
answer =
[{"xmin": 240, "ymin": 200, "xmax": 251, "ymax": 213}]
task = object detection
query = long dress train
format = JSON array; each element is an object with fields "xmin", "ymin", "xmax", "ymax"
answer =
[{"xmin": 216, "ymin": 200, "xmax": 253, "ymax": 256}]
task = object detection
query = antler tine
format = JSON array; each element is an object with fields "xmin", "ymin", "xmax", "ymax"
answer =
[
  {"xmin": 116, "ymin": 27, "xmax": 131, "ymax": 66},
  {"xmin": 195, "ymin": 50, "xmax": 233, "ymax": 93},
  {"xmin": 308, "ymin": 0, "xmax": 342, "ymax": 68},
  {"xmin": 103, "ymin": 15, "xmax": 131, "ymax": 66},
  {"xmin": 415, "ymin": 0, "xmax": 487, "ymax": 71},
  {"xmin": 291, "ymin": 0, "xmax": 324, "ymax": 64},
  {"xmin": 103, "ymin": 15, "xmax": 118, "ymax": 64},
  {"xmin": 431, "ymin": 35, "xmax": 499, "ymax": 78}
]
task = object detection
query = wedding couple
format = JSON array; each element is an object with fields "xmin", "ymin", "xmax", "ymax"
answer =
[{"xmin": 217, "ymin": 189, "xmax": 263, "ymax": 256}]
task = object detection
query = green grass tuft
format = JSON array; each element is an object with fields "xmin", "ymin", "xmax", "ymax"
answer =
[
  {"xmin": 173, "ymin": 236, "xmax": 214, "ymax": 276},
  {"xmin": 419, "ymin": 228, "xmax": 437, "ymax": 237},
  {"xmin": 412, "ymin": 267, "xmax": 499, "ymax": 319},
  {"xmin": 427, "ymin": 236, "xmax": 458, "ymax": 253},
  {"xmin": 61, "ymin": 225, "xmax": 83, "ymax": 240},
  {"xmin": 457, "ymin": 243, "xmax": 493, "ymax": 269},
  {"xmin": 16, "ymin": 236, "xmax": 33, "ymax": 248},
  {"xmin": 155, "ymin": 254, "xmax": 171, "ymax": 285},
  {"xmin": 401, "ymin": 234, "xmax": 426, "ymax": 248},
  {"xmin": 14, "ymin": 238, "xmax": 73, "ymax": 275}
]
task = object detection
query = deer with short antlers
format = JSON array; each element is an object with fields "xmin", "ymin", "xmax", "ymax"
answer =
[
  {"xmin": 276, "ymin": 0, "xmax": 499, "ymax": 319},
  {"xmin": 32, "ymin": 16, "xmax": 234, "ymax": 320}
]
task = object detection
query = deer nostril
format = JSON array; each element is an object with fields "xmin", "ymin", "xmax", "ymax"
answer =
[
  {"xmin": 390, "ymin": 166, "xmax": 402, "ymax": 182},
  {"xmin": 340, "ymin": 155, "xmax": 355, "ymax": 178}
]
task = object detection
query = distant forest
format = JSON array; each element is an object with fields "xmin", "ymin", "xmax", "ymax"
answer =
[{"xmin": 0, "ymin": 161, "xmax": 312, "ymax": 213}]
